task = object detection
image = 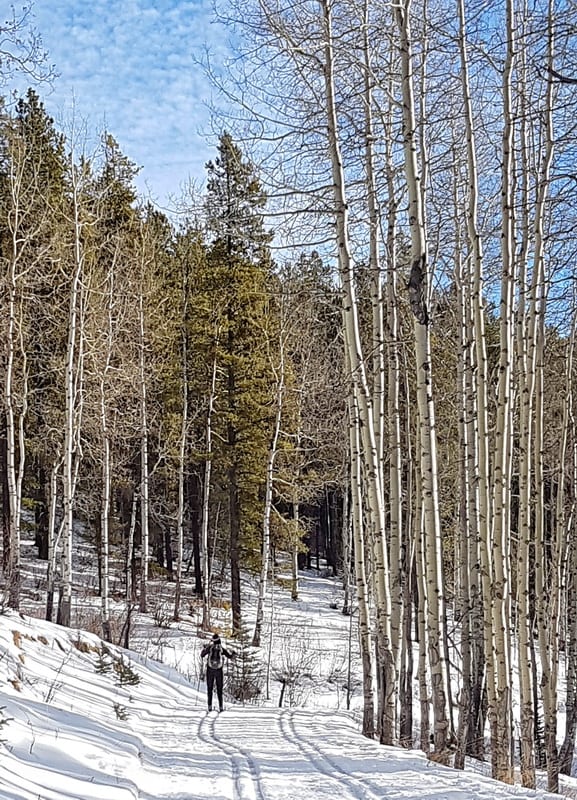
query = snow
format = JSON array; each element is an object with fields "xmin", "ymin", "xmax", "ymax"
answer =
[{"xmin": 0, "ymin": 569, "xmax": 572, "ymax": 800}]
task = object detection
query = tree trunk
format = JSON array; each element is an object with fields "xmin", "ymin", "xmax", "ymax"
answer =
[
  {"xmin": 394, "ymin": 0, "xmax": 450, "ymax": 760},
  {"xmin": 320, "ymin": 0, "xmax": 395, "ymax": 743}
]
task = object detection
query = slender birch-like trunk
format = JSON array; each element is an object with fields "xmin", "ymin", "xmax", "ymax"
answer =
[
  {"xmin": 456, "ymin": 0, "xmax": 494, "ymax": 765},
  {"xmin": 485, "ymin": 0, "xmax": 517, "ymax": 780},
  {"xmin": 138, "ymin": 285, "xmax": 150, "ymax": 614},
  {"xmin": 290, "ymin": 474, "xmax": 301, "ymax": 602},
  {"xmin": 320, "ymin": 0, "xmax": 395, "ymax": 743},
  {"xmin": 560, "ymin": 320, "xmax": 577, "ymax": 776},
  {"xmin": 531, "ymin": 10, "xmax": 558, "ymax": 790},
  {"xmin": 453, "ymin": 179, "xmax": 472, "ymax": 771},
  {"xmin": 515, "ymin": 32, "xmax": 536, "ymax": 787},
  {"xmin": 361, "ymin": 0, "xmax": 384, "ymax": 466},
  {"xmin": 3, "ymin": 134, "xmax": 33, "ymax": 611},
  {"xmin": 99, "ymin": 274, "xmax": 113, "ymax": 642},
  {"xmin": 45, "ymin": 454, "xmax": 62, "ymax": 621},
  {"xmin": 253, "ymin": 336, "xmax": 285, "ymax": 647},
  {"xmin": 126, "ymin": 489, "xmax": 138, "ymax": 603},
  {"xmin": 58, "ymin": 158, "xmax": 86, "ymax": 629},
  {"xmin": 5, "ymin": 223, "xmax": 27, "ymax": 610},
  {"xmin": 347, "ymin": 369, "xmax": 375, "ymax": 739},
  {"xmin": 380, "ymin": 55, "xmax": 404, "ymax": 700},
  {"xmin": 174, "ymin": 328, "xmax": 188, "ymax": 622},
  {"xmin": 201, "ymin": 345, "xmax": 218, "ymax": 631},
  {"xmin": 393, "ymin": 0, "xmax": 450, "ymax": 759}
]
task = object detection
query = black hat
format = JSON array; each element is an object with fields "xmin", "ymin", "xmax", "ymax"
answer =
[{"xmin": 212, "ymin": 633, "xmax": 220, "ymax": 641}]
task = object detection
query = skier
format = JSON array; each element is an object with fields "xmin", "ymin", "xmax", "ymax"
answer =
[{"xmin": 201, "ymin": 633, "xmax": 235, "ymax": 712}]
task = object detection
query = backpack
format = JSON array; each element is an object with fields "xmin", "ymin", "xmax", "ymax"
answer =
[{"xmin": 208, "ymin": 642, "xmax": 224, "ymax": 669}]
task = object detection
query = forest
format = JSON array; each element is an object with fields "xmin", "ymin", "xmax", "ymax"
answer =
[{"xmin": 2, "ymin": 0, "xmax": 577, "ymax": 795}]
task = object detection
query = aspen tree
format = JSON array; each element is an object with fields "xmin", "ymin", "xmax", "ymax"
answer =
[
  {"xmin": 58, "ymin": 154, "xmax": 88, "ymax": 628},
  {"xmin": 487, "ymin": 0, "xmax": 517, "ymax": 779},
  {"xmin": 528, "ymin": 7, "xmax": 559, "ymax": 790},
  {"xmin": 345, "ymin": 339, "xmax": 375, "ymax": 739},
  {"xmin": 173, "ymin": 311, "xmax": 188, "ymax": 622},
  {"xmin": 201, "ymin": 343, "xmax": 218, "ymax": 631},
  {"xmin": 0, "ymin": 92, "xmax": 66, "ymax": 611},
  {"xmin": 2, "ymin": 127, "xmax": 29, "ymax": 609},
  {"xmin": 253, "ymin": 319, "xmax": 285, "ymax": 647},
  {"xmin": 97, "ymin": 247, "xmax": 118, "ymax": 642},
  {"xmin": 454, "ymin": 0, "xmax": 494, "ymax": 765},
  {"xmin": 393, "ymin": 0, "xmax": 450, "ymax": 760},
  {"xmin": 320, "ymin": 0, "xmax": 395, "ymax": 742},
  {"xmin": 137, "ymin": 229, "xmax": 151, "ymax": 615},
  {"xmin": 559, "ymin": 319, "xmax": 577, "ymax": 776}
]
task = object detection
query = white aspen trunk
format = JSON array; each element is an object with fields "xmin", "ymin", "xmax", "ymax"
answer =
[
  {"xmin": 5, "ymin": 265, "xmax": 26, "ymax": 610},
  {"xmin": 99, "ymin": 255, "xmax": 117, "ymax": 643},
  {"xmin": 531, "ymin": 10, "xmax": 558, "ymax": 790},
  {"xmin": 415, "ymin": 489, "xmax": 430, "ymax": 754},
  {"xmin": 393, "ymin": 0, "xmax": 450, "ymax": 759},
  {"xmin": 126, "ymin": 489, "xmax": 138, "ymax": 603},
  {"xmin": 319, "ymin": 0, "xmax": 395, "ymax": 743},
  {"xmin": 559, "ymin": 321, "xmax": 577, "ymax": 776},
  {"xmin": 100, "ymin": 390, "xmax": 112, "ymax": 642},
  {"xmin": 290, "ymin": 479, "xmax": 300, "ymax": 602},
  {"xmin": 138, "ymin": 286, "xmax": 150, "ymax": 614},
  {"xmin": 489, "ymin": 0, "xmax": 516, "ymax": 778},
  {"xmin": 45, "ymin": 454, "xmax": 62, "ymax": 621},
  {"xmin": 382, "ymin": 61, "xmax": 404, "ymax": 697},
  {"xmin": 536, "ymin": 316, "xmax": 560, "ymax": 793},
  {"xmin": 58, "ymin": 158, "xmax": 85, "ymax": 629},
  {"xmin": 345, "ymin": 333, "xmax": 375, "ymax": 739},
  {"xmin": 174, "ymin": 327, "xmax": 188, "ymax": 622},
  {"xmin": 341, "ymin": 487, "xmax": 352, "ymax": 615},
  {"xmin": 456, "ymin": 0, "xmax": 496, "ymax": 766},
  {"xmin": 4, "ymin": 142, "xmax": 29, "ymax": 611},
  {"xmin": 201, "ymin": 347, "xmax": 218, "ymax": 631},
  {"xmin": 253, "ymin": 337, "xmax": 285, "ymax": 647},
  {"xmin": 361, "ymin": 0, "xmax": 384, "ymax": 466},
  {"xmin": 452, "ymin": 181, "xmax": 472, "ymax": 771},
  {"xmin": 515, "ymin": 39, "xmax": 535, "ymax": 786}
]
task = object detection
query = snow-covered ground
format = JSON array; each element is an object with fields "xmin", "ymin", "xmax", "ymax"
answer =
[{"xmin": 1, "ymin": 565, "xmax": 575, "ymax": 800}]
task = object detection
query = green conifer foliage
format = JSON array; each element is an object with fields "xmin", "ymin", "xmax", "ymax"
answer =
[
  {"xmin": 204, "ymin": 133, "xmax": 278, "ymax": 635},
  {"xmin": 0, "ymin": 90, "xmax": 69, "ymax": 580}
]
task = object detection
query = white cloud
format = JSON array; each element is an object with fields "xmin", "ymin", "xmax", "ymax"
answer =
[{"xmin": 11, "ymin": 0, "xmax": 230, "ymax": 206}]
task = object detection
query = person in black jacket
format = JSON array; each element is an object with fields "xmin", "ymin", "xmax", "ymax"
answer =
[{"xmin": 201, "ymin": 633, "xmax": 235, "ymax": 712}]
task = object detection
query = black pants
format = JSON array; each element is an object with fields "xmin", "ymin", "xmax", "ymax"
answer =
[{"xmin": 206, "ymin": 666, "xmax": 224, "ymax": 710}]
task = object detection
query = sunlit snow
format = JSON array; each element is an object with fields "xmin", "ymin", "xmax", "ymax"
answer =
[{"xmin": 0, "ymin": 569, "xmax": 571, "ymax": 800}]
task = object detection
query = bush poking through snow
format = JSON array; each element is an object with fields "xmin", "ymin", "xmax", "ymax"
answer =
[
  {"xmin": 113, "ymin": 702, "xmax": 129, "ymax": 721},
  {"xmin": 0, "ymin": 706, "xmax": 12, "ymax": 742},
  {"xmin": 226, "ymin": 626, "xmax": 264, "ymax": 704}
]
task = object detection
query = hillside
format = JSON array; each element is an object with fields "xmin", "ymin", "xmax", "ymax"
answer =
[{"xmin": 0, "ymin": 591, "xmax": 570, "ymax": 800}]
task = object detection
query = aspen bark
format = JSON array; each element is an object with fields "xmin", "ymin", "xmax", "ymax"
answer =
[
  {"xmin": 99, "ymin": 263, "xmax": 114, "ymax": 643},
  {"xmin": 347, "ymin": 372, "xmax": 375, "ymax": 739},
  {"xmin": 201, "ymin": 346, "xmax": 218, "ymax": 631},
  {"xmin": 393, "ymin": 0, "xmax": 450, "ymax": 759},
  {"xmin": 58, "ymin": 157, "xmax": 86, "ymax": 629},
  {"xmin": 560, "ymin": 321, "xmax": 577, "ymax": 775},
  {"xmin": 253, "ymin": 333, "xmax": 285, "ymax": 647},
  {"xmin": 485, "ymin": 0, "xmax": 517, "ymax": 780},
  {"xmin": 456, "ymin": 0, "xmax": 495, "ymax": 767},
  {"xmin": 320, "ymin": 0, "xmax": 395, "ymax": 743},
  {"xmin": 174, "ymin": 327, "xmax": 188, "ymax": 622}
]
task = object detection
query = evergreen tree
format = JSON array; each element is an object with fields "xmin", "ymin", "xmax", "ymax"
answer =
[
  {"xmin": 0, "ymin": 89, "xmax": 68, "ymax": 608},
  {"xmin": 204, "ymin": 133, "xmax": 277, "ymax": 635}
]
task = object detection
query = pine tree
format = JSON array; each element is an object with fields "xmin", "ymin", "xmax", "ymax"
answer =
[
  {"xmin": 204, "ymin": 133, "xmax": 277, "ymax": 636},
  {"xmin": 0, "ymin": 90, "xmax": 68, "ymax": 609}
]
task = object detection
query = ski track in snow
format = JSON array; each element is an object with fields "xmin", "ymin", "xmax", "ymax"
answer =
[
  {"xmin": 278, "ymin": 707, "xmax": 380, "ymax": 800},
  {"xmin": 197, "ymin": 710, "xmax": 267, "ymax": 800}
]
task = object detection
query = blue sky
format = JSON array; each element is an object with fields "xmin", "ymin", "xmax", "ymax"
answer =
[{"xmin": 12, "ymin": 0, "xmax": 229, "ymax": 208}]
